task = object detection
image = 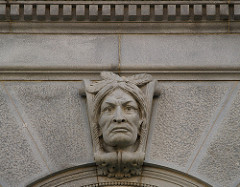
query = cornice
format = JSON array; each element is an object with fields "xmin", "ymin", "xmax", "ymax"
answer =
[
  {"xmin": 1, "ymin": 1, "xmax": 240, "ymax": 34},
  {"xmin": 0, "ymin": 1, "xmax": 239, "ymax": 23}
]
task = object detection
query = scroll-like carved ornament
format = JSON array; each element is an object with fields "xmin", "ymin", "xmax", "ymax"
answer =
[{"xmin": 83, "ymin": 72, "xmax": 156, "ymax": 179}]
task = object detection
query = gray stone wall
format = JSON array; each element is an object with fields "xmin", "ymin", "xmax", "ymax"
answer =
[
  {"xmin": 1, "ymin": 79, "xmax": 240, "ymax": 186},
  {"xmin": 0, "ymin": 2, "xmax": 240, "ymax": 186}
]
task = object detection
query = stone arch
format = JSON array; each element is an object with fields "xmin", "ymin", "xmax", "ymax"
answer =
[{"xmin": 27, "ymin": 163, "xmax": 212, "ymax": 187}]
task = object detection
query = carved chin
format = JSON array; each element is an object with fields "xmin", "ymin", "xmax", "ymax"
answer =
[{"xmin": 104, "ymin": 133, "xmax": 137, "ymax": 148}]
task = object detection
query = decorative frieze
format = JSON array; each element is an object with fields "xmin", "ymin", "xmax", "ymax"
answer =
[{"xmin": 0, "ymin": 1, "xmax": 240, "ymax": 22}]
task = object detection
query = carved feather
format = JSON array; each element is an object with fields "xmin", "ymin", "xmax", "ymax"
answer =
[
  {"xmin": 86, "ymin": 80, "xmax": 112, "ymax": 93},
  {"xmin": 127, "ymin": 74, "xmax": 152, "ymax": 86},
  {"xmin": 100, "ymin": 71, "xmax": 120, "ymax": 80}
]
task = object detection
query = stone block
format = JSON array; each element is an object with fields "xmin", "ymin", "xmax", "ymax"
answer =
[
  {"xmin": 220, "ymin": 5, "xmax": 229, "ymax": 16},
  {"xmin": 115, "ymin": 5, "xmax": 124, "ymax": 16},
  {"xmin": 234, "ymin": 5, "xmax": 240, "ymax": 15},
  {"xmin": 37, "ymin": 5, "xmax": 45, "ymax": 15},
  {"xmin": 50, "ymin": 5, "xmax": 58, "ymax": 16},
  {"xmin": 155, "ymin": 5, "xmax": 163, "ymax": 15},
  {"xmin": 121, "ymin": 35, "xmax": 240, "ymax": 69},
  {"xmin": 146, "ymin": 82, "xmax": 232, "ymax": 171},
  {"xmin": 196, "ymin": 86, "xmax": 240, "ymax": 187},
  {"xmin": 102, "ymin": 5, "xmax": 111, "ymax": 16},
  {"xmin": 0, "ymin": 5, "xmax": 6, "ymax": 15},
  {"xmin": 194, "ymin": 5, "xmax": 202, "ymax": 15},
  {"xmin": 129, "ymin": 5, "xmax": 136, "ymax": 16},
  {"xmin": 10, "ymin": 5, "xmax": 19, "ymax": 15},
  {"xmin": 206, "ymin": 5, "xmax": 215, "ymax": 16},
  {"xmin": 24, "ymin": 5, "xmax": 32, "ymax": 15},
  {"xmin": 0, "ymin": 85, "xmax": 47, "ymax": 187},
  {"xmin": 5, "ymin": 82, "xmax": 94, "ymax": 172},
  {"xmin": 76, "ymin": 5, "xmax": 85, "ymax": 16},
  {"xmin": 141, "ymin": 5, "xmax": 150, "ymax": 16},
  {"xmin": 63, "ymin": 5, "xmax": 71, "ymax": 16},
  {"xmin": 0, "ymin": 35, "xmax": 118, "ymax": 69},
  {"xmin": 181, "ymin": 5, "xmax": 189, "ymax": 15},
  {"xmin": 89, "ymin": 5, "xmax": 98, "ymax": 16},
  {"xmin": 168, "ymin": 5, "xmax": 176, "ymax": 16}
]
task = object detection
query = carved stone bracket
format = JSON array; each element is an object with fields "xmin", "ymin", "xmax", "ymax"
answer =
[{"xmin": 83, "ymin": 72, "xmax": 158, "ymax": 178}]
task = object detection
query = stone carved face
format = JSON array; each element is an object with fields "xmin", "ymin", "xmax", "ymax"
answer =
[
  {"xmin": 84, "ymin": 72, "xmax": 155, "ymax": 178},
  {"xmin": 98, "ymin": 89, "xmax": 142, "ymax": 150}
]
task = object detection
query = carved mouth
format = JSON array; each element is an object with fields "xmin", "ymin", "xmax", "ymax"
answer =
[{"xmin": 111, "ymin": 127, "xmax": 130, "ymax": 133}]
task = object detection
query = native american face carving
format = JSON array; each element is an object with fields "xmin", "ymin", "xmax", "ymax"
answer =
[
  {"xmin": 83, "ymin": 72, "xmax": 156, "ymax": 178},
  {"xmin": 99, "ymin": 89, "xmax": 142, "ymax": 151}
]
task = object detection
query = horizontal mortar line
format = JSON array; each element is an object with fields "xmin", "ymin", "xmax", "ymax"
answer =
[
  {"xmin": 0, "ymin": 80, "xmax": 239, "ymax": 82},
  {"xmin": 1, "ymin": 67, "xmax": 240, "ymax": 72},
  {"xmin": 186, "ymin": 81, "xmax": 240, "ymax": 173},
  {"xmin": 1, "ymin": 72, "xmax": 240, "ymax": 74}
]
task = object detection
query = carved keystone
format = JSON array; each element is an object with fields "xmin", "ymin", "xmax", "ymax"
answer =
[{"xmin": 83, "ymin": 72, "xmax": 158, "ymax": 178}]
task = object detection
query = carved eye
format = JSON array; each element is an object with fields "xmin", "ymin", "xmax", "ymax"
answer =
[
  {"xmin": 125, "ymin": 106, "xmax": 134, "ymax": 111},
  {"xmin": 103, "ymin": 106, "xmax": 112, "ymax": 112}
]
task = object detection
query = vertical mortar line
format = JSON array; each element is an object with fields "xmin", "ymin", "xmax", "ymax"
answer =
[
  {"xmin": 216, "ymin": 4, "xmax": 220, "ymax": 21},
  {"xmin": 1, "ymin": 81, "xmax": 51, "ymax": 173},
  {"xmin": 5, "ymin": 2, "xmax": 10, "ymax": 21},
  {"xmin": 186, "ymin": 81, "xmax": 239, "ymax": 173},
  {"xmin": 228, "ymin": 0, "xmax": 231, "ymax": 33},
  {"xmin": 110, "ymin": 4, "xmax": 115, "ymax": 21},
  {"xmin": 32, "ymin": 4, "xmax": 37, "ymax": 21},
  {"xmin": 19, "ymin": 3, "xmax": 24, "ymax": 21},
  {"xmin": 45, "ymin": 4, "xmax": 50, "ymax": 21},
  {"xmin": 118, "ymin": 34, "xmax": 121, "ymax": 75},
  {"xmin": 98, "ymin": 4, "xmax": 102, "ymax": 22},
  {"xmin": 72, "ymin": 4, "xmax": 76, "ymax": 22},
  {"xmin": 149, "ymin": 4, "xmax": 154, "ymax": 21}
]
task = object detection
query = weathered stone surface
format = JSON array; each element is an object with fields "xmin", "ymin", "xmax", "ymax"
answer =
[
  {"xmin": 102, "ymin": 5, "xmax": 111, "ymax": 16},
  {"xmin": 37, "ymin": 5, "xmax": 45, "ymax": 15},
  {"xmin": 10, "ymin": 5, "xmax": 19, "ymax": 15},
  {"xmin": 0, "ymin": 35, "xmax": 118, "ymax": 69},
  {"xmin": 121, "ymin": 35, "xmax": 240, "ymax": 69},
  {"xmin": 0, "ymin": 84, "xmax": 47, "ymax": 187},
  {"xmin": 50, "ymin": 5, "xmax": 58, "ymax": 16},
  {"xmin": 5, "ymin": 82, "xmax": 94, "ymax": 172},
  {"xmin": 0, "ymin": 5, "xmax": 6, "ymax": 15},
  {"xmin": 194, "ymin": 5, "xmax": 202, "ymax": 15},
  {"xmin": 146, "ymin": 82, "xmax": 232, "ymax": 170},
  {"xmin": 220, "ymin": 5, "xmax": 229, "ymax": 15},
  {"xmin": 181, "ymin": 5, "xmax": 189, "ymax": 15},
  {"xmin": 168, "ymin": 5, "xmax": 176, "ymax": 15},
  {"xmin": 63, "ymin": 5, "xmax": 72, "ymax": 16},
  {"xmin": 24, "ymin": 5, "xmax": 32, "ymax": 15},
  {"xmin": 28, "ymin": 165, "xmax": 98, "ymax": 187},
  {"xmin": 196, "ymin": 86, "xmax": 240, "ymax": 187},
  {"xmin": 235, "ymin": 5, "xmax": 240, "ymax": 14},
  {"xmin": 206, "ymin": 5, "xmax": 215, "ymax": 15}
]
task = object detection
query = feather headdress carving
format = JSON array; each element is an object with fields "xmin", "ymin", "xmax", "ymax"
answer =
[
  {"xmin": 85, "ymin": 72, "xmax": 153, "ymax": 122},
  {"xmin": 86, "ymin": 71, "xmax": 153, "ymax": 93},
  {"xmin": 83, "ymin": 72, "xmax": 156, "ymax": 178}
]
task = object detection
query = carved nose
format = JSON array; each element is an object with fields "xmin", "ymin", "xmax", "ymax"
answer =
[{"xmin": 113, "ymin": 106, "xmax": 126, "ymax": 123}]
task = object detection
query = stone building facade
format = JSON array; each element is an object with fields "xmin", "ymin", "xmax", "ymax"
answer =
[{"xmin": 0, "ymin": 1, "xmax": 240, "ymax": 187}]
